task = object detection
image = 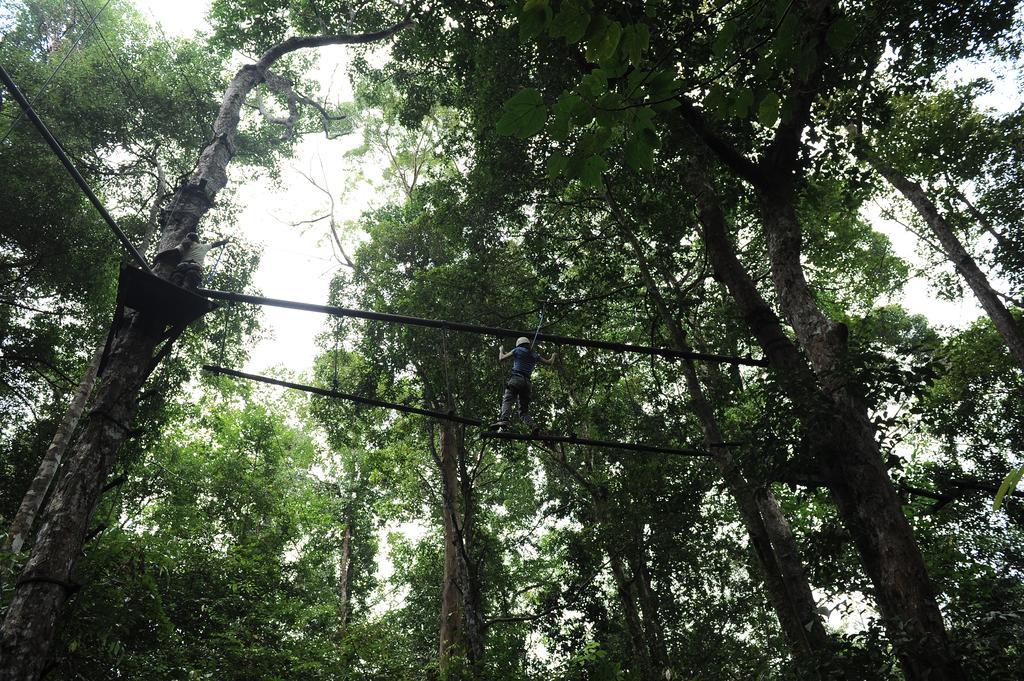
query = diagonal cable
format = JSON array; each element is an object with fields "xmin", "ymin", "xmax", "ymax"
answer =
[{"xmin": 0, "ymin": 0, "xmax": 113, "ymax": 145}]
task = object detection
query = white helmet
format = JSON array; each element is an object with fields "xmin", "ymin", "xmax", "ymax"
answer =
[{"xmin": 516, "ymin": 336, "xmax": 531, "ymax": 347}]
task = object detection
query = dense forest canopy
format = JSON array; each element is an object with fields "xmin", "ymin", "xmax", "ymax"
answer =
[{"xmin": 1, "ymin": 0, "xmax": 1023, "ymax": 679}]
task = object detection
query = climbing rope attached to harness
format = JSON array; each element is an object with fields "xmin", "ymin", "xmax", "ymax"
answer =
[
  {"xmin": 531, "ymin": 299, "xmax": 548, "ymax": 349},
  {"xmin": 204, "ymin": 240, "xmax": 228, "ymax": 286}
]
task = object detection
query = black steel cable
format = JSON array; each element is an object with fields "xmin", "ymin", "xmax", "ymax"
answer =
[
  {"xmin": 198, "ymin": 289, "xmax": 770, "ymax": 366},
  {"xmin": 0, "ymin": 64, "xmax": 152, "ymax": 272},
  {"xmin": 480, "ymin": 430, "xmax": 714, "ymax": 457},
  {"xmin": 0, "ymin": 0, "xmax": 113, "ymax": 145},
  {"xmin": 203, "ymin": 365, "xmax": 483, "ymax": 426}
]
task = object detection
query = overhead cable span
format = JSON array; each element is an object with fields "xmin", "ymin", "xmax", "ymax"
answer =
[
  {"xmin": 0, "ymin": 65, "xmax": 152, "ymax": 274},
  {"xmin": 203, "ymin": 365, "xmax": 482, "ymax": 426},
  {"xmin": 199, "ymin": 289, "xmax": 769, "ymax": 367},
  {"xmin": 479, "ymin": 430, "xmax": 715, "ymax": 457}
]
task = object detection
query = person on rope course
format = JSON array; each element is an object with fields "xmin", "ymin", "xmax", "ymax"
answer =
[
  {"xmin": 155, "ymin": 232, "xmax": 229, "ymax": 290},
  {"xmin": 490, "ymin": 336, "xmax": 557, "ymax": 431}
]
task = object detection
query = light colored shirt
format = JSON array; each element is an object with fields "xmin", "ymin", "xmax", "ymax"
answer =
[{"xmin": 180, "ymin": 241, "xmax": 215, "ymax": 266}]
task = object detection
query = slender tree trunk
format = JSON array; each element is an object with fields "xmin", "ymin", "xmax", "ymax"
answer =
[
  {"xmin": 438, "ymin": 425, "xmax": 465, "ymax": 663},
  {"xmin": 609, "ymin": 553, "xmax": 657, "ymax": 681},
  {"xmin": 0, "ymin": 22, "xmax": 410, "ymax": 680},
  {"xmin": 626, "ymin": 536, "xmax": 671, "ymax": 674},
  {"xmin": 3, "ymin": 345, "xmax": 102, "ymax": 554},
  {"xmin": 609, "ymin": 197, "xmax": 836, "ymax": 676},
  {"xmin": 682, "ymin": 156, "xmax": 961, "ymax": 680},
  {"xmin": 454, "ymin": 428, "xmax": 485, "ymax": 664},
  {"xmin": 868, "ymin": 155, "xmax": 1024, "ymax": 368},
  {"xmin": 436, "ymin": 424, "xmax": 484, "ymax": 668},
  {"xmin": 338, "ymin": 517, "xmax": 353, "ymax": 629}
]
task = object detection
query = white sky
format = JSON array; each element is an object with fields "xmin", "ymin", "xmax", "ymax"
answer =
[
  {"xmin": 130, "ymin": 0, "xmax": 1021, "ymax": 648},
  {"xmin": 132, "ymin": 1, "xmax": 1019, "ymax": 365},
  {"xmin": 135, "ymin": 0, "xmax": 379, "ymax": 375}
]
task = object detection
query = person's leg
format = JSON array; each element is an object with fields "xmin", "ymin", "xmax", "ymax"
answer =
[
  {"xmin": 493, "ymin": 382, "xmax": 516, "ymax": 427},
  {"xmin": 182, "ymin": 265, "xmax": 202, "ymax": 290},
  {"xmin": 518, "ymin": 380, "xmax": 533, "ymax": 427}
]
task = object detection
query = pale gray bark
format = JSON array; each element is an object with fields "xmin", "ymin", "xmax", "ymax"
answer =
[
  {"xmin": 436, "ymin": 423, "xmax": 484, "ymax": 667},
  {"xmin": 438, "ymin": 425, "xmax": 464, "ymax": 662}
]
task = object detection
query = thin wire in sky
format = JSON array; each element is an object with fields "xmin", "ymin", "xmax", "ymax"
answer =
[{"xmin": 0, "ymin": 0, "xmax": 114, "ymax": 145}]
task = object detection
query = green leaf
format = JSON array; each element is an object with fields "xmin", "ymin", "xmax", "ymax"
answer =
[
  {"xmin": 547, "ymin": 151, "xmax": 569, "ymax": 178},
  {"xmin": 704, "ymin": 84, "xmax": 728, "ymax": 118},
  {"xmin": 758, "ymin": 92, "xmax": 780, "ymax": 127},
  {"xmin": 994, "ymin": 467, "xmax": 1024, "ymax": 512},
  {"xmin": 620, "ymin": 23, "xmax": 650, "ymax": 66},
  {"xmin": 826, "ymin": 16, "xmax": 857, "ymax": 52},
  {"xmin": 624, "ymin": 133, "xmax": 654, "ymax": 172},
  {"xmin": 754, "ymin": 54, "xmax": 774, "ymax": 78},
  {"xmin": 549, "ymin": 0, "xmax": 590, "ymax": 44},
  {"xmin": 519, "ymin": 0, "xmax": 552, "ymax": 42},
  {"xmin": 712, "ymin": 20, "xmax": 738, "ymax": 58},
  {"xmin": 550, "ymin": 92, "xmax": 584, "ymax": 141},
  {"xmin": 732, "ymin": 86, "xmax": 754, "ymax": 118},
  {"xmin": 580, "ymin": 68, "xmax": 608, "ymax": 97},
  {"xmin": 496, "ymin": 88, "xmax": 547, "ymax": 138},
  {"xmin": 580, "ymin": 127, "xmax": 613, "ymax": 155},
  {"xmin": 579, "ymin": 154, "xmax": 607, "ymax": 187},
  {"xmin": 634, "ymin": 107, "xmax": 656, "ymax": 131},
  {"xmin": 644, "ymin": 69, "xmax": 678, "ymax": 100},
  {"xmin": 586, "ymin": 17, "xmax": 622, "ymax": 63}
]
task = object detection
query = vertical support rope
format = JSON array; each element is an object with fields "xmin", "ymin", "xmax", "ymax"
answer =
[
  {"xmin": 531, "ymin": 299, "xmax": 548, "ymax": 349},
  {"xmin": 204, "ymin": 244, "xmax": 227, "ymax": 286}
]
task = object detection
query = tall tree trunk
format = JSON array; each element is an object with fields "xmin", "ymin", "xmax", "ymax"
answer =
[
  {"xmin": 682, "ymin": 156, "xmax": 962, "ymax": 680},
  {"xmin": 760, "ymin": 180, "xmax": 962, "ymax": 680},
  {"xmin": 608, "ymin": 195, "xmax": 836, "ymax": 676},
  {"xmin": 625, "ymin": 534, "xmax": 671, "ymax": 674},
  {"xmin": 436, "ymin": 424, "xmax": 484, "ymax": 668},
  {"xmin": 0, "ymin": 22, "xmax": 410, "ymax": 680},
  {"xmin": 867, "ymin": 154, "xmax": 1024, "ymax": 368},
  {"xmin": 438, "ymin": 424, "xmax": 465, "ymax": 663},
  {"xmin": 3, "ymin": 345, "xmax": 102, "ymax": 554},
  {"xmin": 5, "ymin": 166, "xmax": 169, "ymax": 557},
  {"xmin": 609, "ymin": 553, "xmax": 657, "ymax": 681}
]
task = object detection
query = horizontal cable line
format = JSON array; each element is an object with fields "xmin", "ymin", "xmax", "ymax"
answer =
[
  {"xmin": 479, "ymin": 431, "xmax": 715, "ymax": 457},
  {"xmin": 199, "ymin": 289, "xmax": 769, "ymax": 367},
  {"xmin": 203, "ymin": 365, "xmax": 482, "ymax": 426}
]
